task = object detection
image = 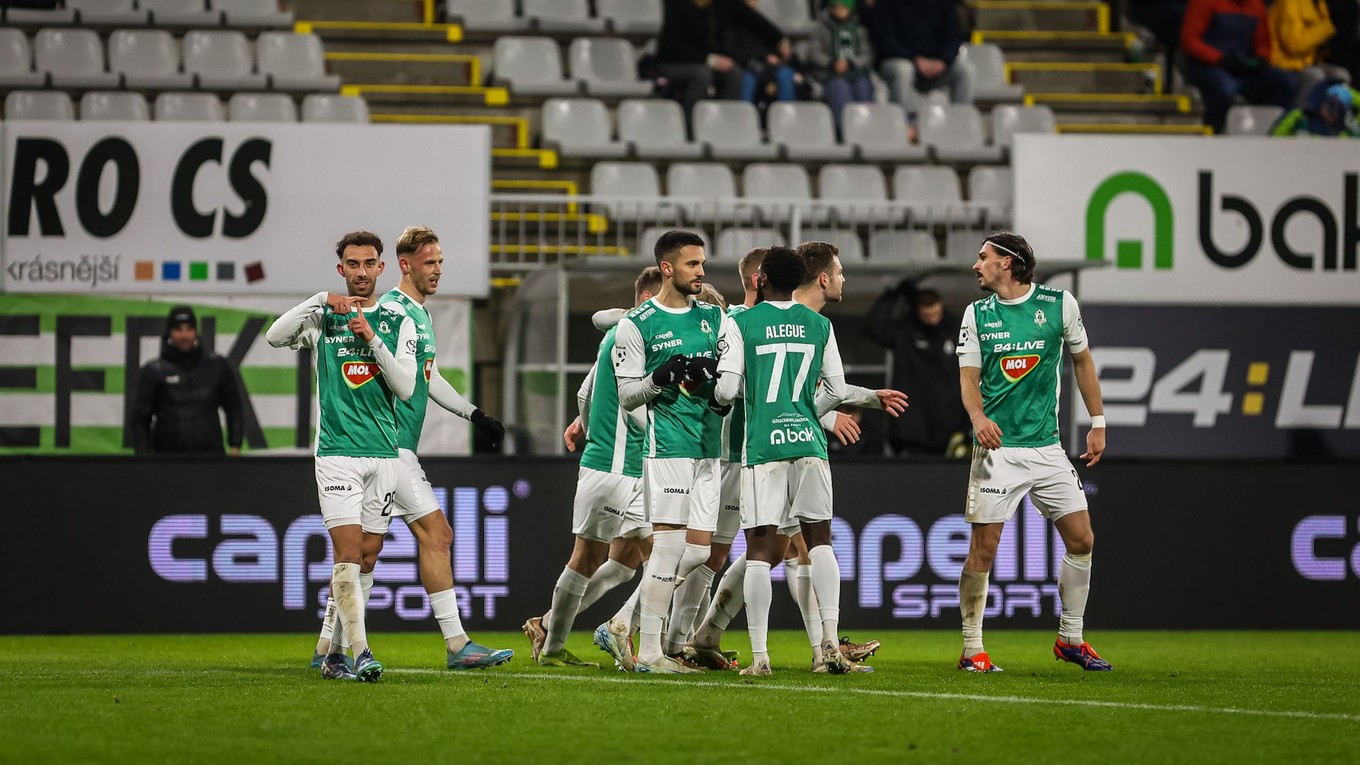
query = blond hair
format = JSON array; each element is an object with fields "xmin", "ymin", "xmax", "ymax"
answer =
[
  {"xmin": 695, "ymin": 283, "xmax": 729, "ymax": 310},
  {"xmin": 395, "ymin": 226, "xmax": 439, "ymax": 256}
]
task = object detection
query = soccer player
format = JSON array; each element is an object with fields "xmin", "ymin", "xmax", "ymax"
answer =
[
  {"xmin": 709, "ymin": 246, "xmax": 848, "ymax": 675},
  {"xmin": 310, "ymin": 226, "xmax": 514, "ymax": 672},
  {"xmin": 598, "ymin": 230, "xmax": 728, "ymax": 674},
  {"xmin": 954, "ymin": 231, "xmax": 1112, "ymax": 673},
  {"xmin": 266, "ymin": 230, "xmax": 418, "ymax": 682}
]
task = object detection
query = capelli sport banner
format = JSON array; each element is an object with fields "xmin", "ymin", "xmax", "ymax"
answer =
[{"xmin": 0, "ymin": 293, "xmax": 473, "ymax": 455}]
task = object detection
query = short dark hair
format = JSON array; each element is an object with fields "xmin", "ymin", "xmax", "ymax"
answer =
[
  {"xmin": 654, "ymin": 230, "xmax": 705, "ymax": 265},
  {"xmin": 796, "ymin": 241, "xmax": 839, "ymax": 286},
  {"xmin": 760, "ymin": 246, "xmax": 805, "ymax": 293},
  {"xmin": 984, "ymin": 231, "xmax": 1035, "ymax": 284},
  {"xmin": 915, "ymin": 288, "xmax": 941, "ymax": 307},
  {"xmin": 635, "ymin": 266, "xmax": 663, "ymax": 303},
  {"xmin": 738, "ymin": 248, "xmax": 768, "ymax": 287},
  {"xmin": 336, "ymin": 230, "xmax": 384, "ymax": 260}
]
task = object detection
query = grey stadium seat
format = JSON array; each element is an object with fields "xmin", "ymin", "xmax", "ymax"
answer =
[
  {"xmin": 212, "ymin": 0, "xmax": 294, "ymax": 29},
  {"xmin": 141, "ymin": 0, "xmax": 219, "ymax": 28},
  {"xmin": 0, "ymin": 29, "xmax": 44, "ymax": 89},
  {"xmin": 80, "ymin": 91, "xmax": 151, "ymax": 120},
  {"xmin": 4, "ymin": 5, "xmax": 75, "ymax": 25},
  {"xmin": 639, "ymin": 227, "xmax": 710, "ymax": 261},
  {"xmin": 618, "ymin": 99, "xmax": 702, "ymax": 159},
  {"xmin": 445, "ymin": 0, "xmax": 529, "ymax": 33},
  {"xmin": 301, "ymin": 93, "xmax": 369, "ymax": 122},
  {"xmin": 968, "ymin": 165, "xmax": 1013, "ymax": 226},
  {"xmin": 755, "ymin": 0, "xmax": 815, "ymax": 35},
  {"xmin": 5, "ymin": 90, "xmax": 75, "ymax": 120},
  {"xmin": 228, "ymin": 92, "xmax": 297, "ymax": 121},
  {"xmin": 959, "ymin": 43, "xmax": 1024, "ymax": 101},
  {"xmin": 256, "ymin": 32, "xmax": 339, "ymax": 92},
  {"xmin": 715, "ymin": 227, "xmax": 786, "ymax": 259},
  {"xmin": 894, "ymin": 166, "xmax": 976, "ymax": 226},
  {"xmin": 540, "ymin": 98, "xmax": 627, "ymax": 158},
  {"xmin": 108, "ymin": 29, "xmax": 193, "ymax": 90},
  {"xmin": 35, "ymin": 29, "xmax": 121, "ymax": 89},
  {"xmin": 841, "ymin": 103, "xmax": 928, "ymax": 162},
  {"xmin": 667, "ymin": 162, "xmax": 738, "ymax": 220},
  {"xmin": 798, "ymin": 229, "xmax": 866, "ymax": 262},
  {"xmin": 183, "ymin": 30, "xmax": 266, "ymax": 90},
  {"xmin": 917, "ymin": 103, "xmax": 1004, "ymax": 163},
  {"xmin": 693, "ymin": 100, "xmax": 778, "ymax": 160},
  {"xmin": 868, "ymin": 230, "xmax": 940, "ymax": 265},
  {"xmin": 522, "ymin": 0, "xmax": 606, "ymax": 33},
  {"xmin": 767, "ymin": 101, "xmax": 854, "ymax": 161},
  {"xmin": 1226, "ymin": 105, "xmax": 1284, "ymax": 135},
  {"xmin": 945, "ymin": 229, "xmax": 989, "ymax": 265},
  {"xmin": 597, "ymin": 0, "xmax": 661, "ymax": 34},
  {"xmin": 493, "ymin": 37, "xmax": 577, "ymax": 96},
  {"xmin": 154, "ymin": 91, "xmax": 224, "ymax": 121},
  {"xmin": 569, "ymin": 38, "xmax": 651, "ymax": 97},
  {"xmin": 742, "ymin": 163, "xmax": 821, "ymax": 223},
  {"xmin": 590, "ymin": 162, "xmax": 669, "ymax": 222},
  {"xmin": 817, "ymin": 164, "xmax": 895, "ymax": 223},
  {"xmin": 68, "ymin": 0, "xmax": 148, "ymax": 26},
  {"xmin": 990, "ymin": 104, "xmax": 1056, "ymax": 150}
]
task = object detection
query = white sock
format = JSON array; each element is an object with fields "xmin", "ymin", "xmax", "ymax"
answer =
[
  {"xmin": 960, "ymin": 568, "xmax": 989, "ymax": 656},
  {"xmin": 694, "ymin": 553, "xmax": 747, "ymax": 646},
  {"xmin": 744, "ymin": 560, "xmax": 773, "ymax": 656},
  {"xmin": 545, "ymin": 567, "xmax": 590, "ymax": 655},
  {"xmin": 665, "ymin": 557, "xmax": 715, "ymax": 653},
  {"xmin": 792, "ymin": 563, "xmax": 822, "ymax": 650},
  {"xmin": 360, "ymin": 571, "xmax": 373, "ymax": 607},
  {"xmin": 580, "ymin": 559, "xmax": 636, "ymax": 613},
  {"xmin": 807, "ymin": 545, "xmax": 841, "ymax": 646},
  {"xmin": 1058, "ymin": 552, "xmax": 1092, "ymax": 645},
  {"xmin": 637, "ymin": 530, "xmax": 685, "ymax": 663},
  {"xmin": 783, "ymin": 559, "xmax": 800, "ymax": 606},
  {"xmin": 332, "ymin": 562, "xmax": 367, "ymax": 655},
  {"xmin": 429, "ymin": 589, "xmax": 468, "ymax": 653},
  {"xmin": 316, "ymin": 596, "xmax": 337, "ymax": 654}
]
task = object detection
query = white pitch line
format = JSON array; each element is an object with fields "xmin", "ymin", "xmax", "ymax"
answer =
[{"xmin": 404, "ymin": 669, "xmax": 1360, "ymax": 724}]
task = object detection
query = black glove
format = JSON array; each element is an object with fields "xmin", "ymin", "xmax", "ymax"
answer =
[
  {"xmin": 470, "ymin": 409, "xmax": 505, "ymax": 448},
  {"xmin": 1219, "ymin": 53, "xmax": 1259, "ymax": 75},
  {"xmin": 708, "ymin": 399, "xmax": 733, "ymax": 417},
  {"xmin": 651, "ymin": 354, "xmax": 688, "ymax": 387},
  {"xmin": 684, "ymin": 356, "xmax": 721, "ymax": 384}
]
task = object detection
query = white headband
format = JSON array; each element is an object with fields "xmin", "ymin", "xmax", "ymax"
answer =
[{"xmin": 986, "ymin": 240, "xmax": 1021, "ymax": 259}]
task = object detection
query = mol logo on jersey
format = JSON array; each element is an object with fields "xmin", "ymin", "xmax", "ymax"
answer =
[
  {"xmin": 423, "ymin": 358, "xmax": 433, "ymax": 382},
  {"xmin": 342, "ymin": 361, "xmax": 379, "ymax": 389},
  {"xmin": 1000, "ymin": 354, "xmax": 1040, "ymax": 383},
  {"xmin": 770, "ymin": 425, "xmax": 818, "ymax": 445}
]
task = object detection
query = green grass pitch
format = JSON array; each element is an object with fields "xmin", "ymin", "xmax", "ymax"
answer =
[{"xmin": 3, "ymin": 631, "xmax": 1357, "ymax": 764}]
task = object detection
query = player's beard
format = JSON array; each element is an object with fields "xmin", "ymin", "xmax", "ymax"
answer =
[
  {"xmin": 349, "ymin": 278, "xmax": 374, "ymax": 299},
  {"xmin": 675, "ymin": 275, "xmax": 701, "ymax": 296}
]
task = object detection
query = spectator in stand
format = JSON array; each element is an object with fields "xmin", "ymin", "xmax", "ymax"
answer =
[
  {"xmin": 655, "ymin": 0, "xmax": 790, "ymax": 123},
  {"xmin": 1268, "ymin": 0, "xmax": 1350, "ymax": 104},
  {"xmin": 870, "ymin": 0, "xmax": 975, "ymax": 123},
  {"xmin": 728, "ymin": 0, "xmax": 802, "ymax": 107},
  {"xmin": 129, "ymin": 305, "xmax": 244, "ymax": 455},
  {"xmin": 1181, "ymin": 0, "xmax": 1298, "ymax": 133},
  {"xmin": 866, "ymin": 282, "xmax": 969, "ymax": 457},
  {"xmin": 809, "ymin": 0, "xmax": 876, "ymax": 129},
  {"xmin": 1128, "ymin": 0, "xmax": 1190, "ymax": 54},
  {"xmin": 1270, "ymin": 79, "xmax": 1360, "ymax": 134}
]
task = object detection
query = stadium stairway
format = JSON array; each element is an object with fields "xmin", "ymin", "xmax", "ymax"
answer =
[{"xmin": 970, "ymin": 0, "xmax": 1209, "ymax": 134}]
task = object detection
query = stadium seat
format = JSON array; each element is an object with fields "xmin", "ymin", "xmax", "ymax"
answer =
[
  {"xmin": 618, "ymin": 99, "xmax": 703, "ymax": 159},
  {"xmin": 540, "ymin": 98, "xmax": 627, "ymax": 157},
  {"xmin": 108, "ymin": 29, "xmax": 194, "ymax": 90},
  {"xmin": 817, "ymin": 164, "xmax": 894, "ymax": 222},
  {"xmin": 445, "ymin": 0, "xmax": 528, "ymax": 33},
  {"xmin": 990, "ymin": 104, "xmax": 1056, "ymax": 151},
  {"xmin": 968, "ymin": 165, "xmax": 1013, "ymax": 226},
  {"xmin": 228, "ymin": 92, "xmax": 296, "ymax": 121},
  {"xmin": 523, "ymin": 0, "xmax": 606, "ymax": 33},
  {"xmin": 154, "ymin": 91, "xmax": 224, "ymax": 121},
  {"xmin": 568, "ymin": 38, "xmax": 651, "ymax": 98},
  {"xmin": 667, "ymin": 162, "xmax": 739, "ymax": 220},
  {"xmin": 868, "ymin": 229, "xmax": 940, "ymax": 264},
  {"xmin": 798, "ymin": 229, "xmax": 866, "ymax": 262},
  {"xmin": 754, "ymin": 0, "xmax": 816, "ymax": 35},
  {"xmin": 68, "ymin": 0, "xmax": 147, "ymax": 27},
  {"xmin": 256, "ymin": 32, "xmax": 339, "ymax": 92},
  {"xmin": 183, "ymin": 30, "xmax": 266, "ymax": 90},
  {"xmin": 597, "ymin": 0, "xmax": 662, "ymax": 34},
  {"xmin": 715, "ymin": 227, "xmax": 786, "ymax": 259},
  {"xmin": 80, "ymin": 90, "xmax": 151, "ymax": 120},
  {"xmin": 493, "ymin": 37, "xmax": 578, "ymax": 96},
  {"xmin": 0, "ymin": 29, "xmax": 44, "ymax": 89},
  {"xmin": 693, "ymin": 100, "xmax": 778, "ymax": 160},
  {"xmin": 959, "ymin": 43, "xmax": 1024, "ymax": 101},
  {"xmin": 35, "ymin": 29, "xmax": 121, "ymax": 89},
  {"xmin": 917, "ymin": 103, "xmax": 1004, "ymax": 163},
  {"xmin": 743, "ymin": 163, "xmax": 823, "ymax": 224},
  {"xmin": 767, "ymin": 101, "xmax": 854, "ymax": 161},
  {"xmin": 4, "ymin": 4, "xmax": 75, "ymax": 25},
  {"xmin": 301, "ymin": 93, "xmax": 368, "ymax": 122},
  {"xmin": 590, "ymin": 162, "xmax": 669, "ymax": 222},
  {"xmin": 211, "ymin": 0, "xmax": 294, "ymax": 29},
  {"xmin": 5, "ymin": 90, "xmax": 75, "ymax": 120},
  {"xmin": 894, "ymin": 166, "xmax": 976, "ymax": 226},
  {"xmin": 1225, "ymin": 105, "xmax": 1284, "ymax": 135},
  {"xmin": 841, "ymin": 103, "xmax": 928, "ymax": 162},
  {"xmin": 141, "ymin": 0, "xmax": 218, "ymax": 28},
  {"xmin": 945, "ymin": 228, "xmax": 988, "ymax": 265},
  {"xmin": 639, "ymin": 226, "xmax": 710, "ymax": 260}
]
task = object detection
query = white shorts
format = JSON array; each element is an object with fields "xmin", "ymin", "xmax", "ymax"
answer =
[
  {"xmin": 315, "ymin": 455, "xmax": 398, "ymax": 531},
  {"xmin": 618, "ymin": 487, "xmax": 651, "ymax": 540},
  {"xmin": 645, "ymin": 457, "xmax": 721, "ymax": 531},
  {"xmin": 364, "ymin": 448, "xmax": 443, "ymax": 534},
  {"xmin": 714, "ymin": 461, "xmax": 743, "ymax": 544},
  {"xmin": 965, "ymin": 443, "xmax": 1088, "ymax": 525},
  {"xmin": 740, "ymin": 457, "xmax": 834, "ymax": 530},
  {"xmin": 572, "ymin": 467, "xmax": 644, "ymax": 544}
]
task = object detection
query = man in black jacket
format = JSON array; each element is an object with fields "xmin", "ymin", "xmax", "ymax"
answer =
[
  {"xmin": 130, "ymin": 305, "xmax": 244, "ymax": 455},
  {"xmin": 656, "ymin": 0, "xmax": 789, "ymax": 122},
  {"xmin": 871, "ymin": 0, "xmax": 975, "ymax": 119}
]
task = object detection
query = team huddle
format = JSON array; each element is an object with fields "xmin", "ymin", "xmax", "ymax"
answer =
[{"xmin": 268, "ymin": 226, "xmax": 1112, "ymax": 681}]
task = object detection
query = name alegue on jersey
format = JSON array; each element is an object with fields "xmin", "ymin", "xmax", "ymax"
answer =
[{"xmin": 765, "ymin": 323, "xmax": 806, "ymax": 340}]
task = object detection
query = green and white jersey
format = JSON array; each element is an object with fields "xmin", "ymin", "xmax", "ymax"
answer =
[
  {"xmin": 714, "ymin": 300, "xmax": 845, "ymax": 466},
  {"xmin": 956, "ymin": 283, "xmax": 1088, "ymax": 448},
  {"xmin": 579, "ymin": 326, "xmax": 645, "ymax": 477},
  {"xmin": 380, "ymin": 287, "xmax": 435, "ymax": 452},
  {"xmin": 613, "ymin": 297, "xmax": 726, "ymax": 459},
  {"xmin": 265, "ymin": 291, "xmax": 417, "ymax": 458},
  {"xmin": 721, "ymin": 304, "xmax": 749, "ymax": 464}
]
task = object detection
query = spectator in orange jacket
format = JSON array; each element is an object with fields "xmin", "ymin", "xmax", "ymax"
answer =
[
  {"xmin": 1269, "ymin": 0, "xmax": 1350, "ymax": 105},
  {"xmin": 1181, "ymin": 0, "xmax": 1298, "ymax": 132}
]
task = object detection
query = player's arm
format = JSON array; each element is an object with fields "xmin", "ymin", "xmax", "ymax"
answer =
[
  {"xmin": 713, "ymin": 316, "xmax": 745, "ymax": 406},
  {"xmin": 427, "ymin": 357, "xmax": 505, "ymax": 445},
  {"xmin": 820, "ymin": 408, "xmax": 861, "ymax": 445},
  {"xmin": 577, "ymin": 358, "xmax": 598, "ymax": 427},
  {"xmin": 957, "ymin": 307, "xmax": 1001, "ymax": 449},
  {"xmin": 1064, "ymin": 292, "xmax": 1105, "ymax": 466},
  {"xmin": 353, "ymin": 310, "xmax": 416, "ymax": 401},
  {"xmin": 841, "ymin": 384, "xmax": 909, "ymax": 417},
  {"xmin": 615, "ymin": 317, "xmax": 683, "ymax": 410},
  {"xmin": 592, "ymin": 307, "xmax": 628, "ymax": 332},
  {"xmin": 265, "ymin": 291, "xmax": 330, "ymax": 349},
  {"xmin": 813, "ymin": 325, "xmax": 848, "ymax": 417}
]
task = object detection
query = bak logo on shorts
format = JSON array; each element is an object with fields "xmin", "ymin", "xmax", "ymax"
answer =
[
  {"xmin": 342, "ymin": 361, "xmax": 380, "ymax": 389},
  {"xmin": 1000, "ymin": 354, "xmax": 1040, "ymax": 383}
]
